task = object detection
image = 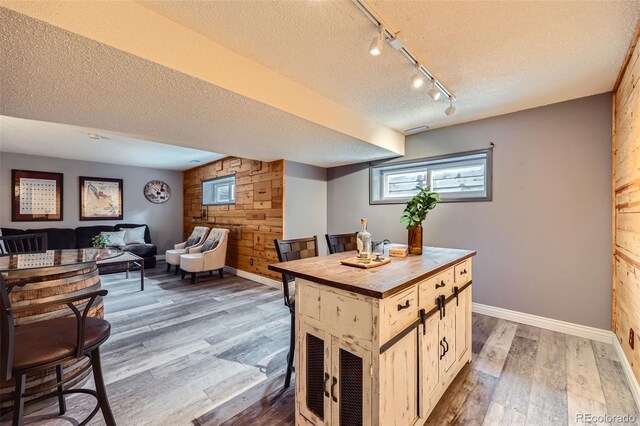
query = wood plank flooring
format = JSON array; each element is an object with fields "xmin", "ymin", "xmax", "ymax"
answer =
[{"xmin": 2, "ymin": 262, "xmax": 638, "ymax": 425}]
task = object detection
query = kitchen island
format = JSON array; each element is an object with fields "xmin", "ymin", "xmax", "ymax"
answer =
[{"xmin": 269, "ymin": 246, "xmax": 476, "ymax": 426}]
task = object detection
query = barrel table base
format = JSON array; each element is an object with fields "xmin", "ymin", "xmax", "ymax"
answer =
[{"xmin": 0, "ymin": 262, "xmax": 104, "ymax": 416}]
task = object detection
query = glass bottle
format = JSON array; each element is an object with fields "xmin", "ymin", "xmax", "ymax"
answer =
[{"xmin": 356, "ymin": 217, "xmax": 372, "ymax": 259}]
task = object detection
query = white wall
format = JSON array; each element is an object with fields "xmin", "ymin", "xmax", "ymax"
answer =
[
  {"xmin": 0, "ymin": 152, "xmax": 183, "ymax": 252},
  {"xmin": 327, "ymin": 94, "xmax": 612, "ymax": 329},
  {"xmin": 285, "ymin": 161, "xmax": 328, "ymax": 254}
]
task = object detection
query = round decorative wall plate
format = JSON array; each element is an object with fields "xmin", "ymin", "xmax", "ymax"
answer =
[{"xmin": 144, "ymin": 180, "xmax": 171, "ymax": 204}]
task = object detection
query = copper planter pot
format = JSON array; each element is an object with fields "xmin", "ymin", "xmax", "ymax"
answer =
[{"xmin": 408, "ymin": 223, "xmax": 423, "ymax": 255}]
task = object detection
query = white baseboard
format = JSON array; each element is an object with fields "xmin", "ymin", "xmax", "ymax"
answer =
[
  {"xmin": 156, "ymin": 254, "xmax": 166, "ymax": 261},
  {"xmin": 472, "ymin": 302, "xmax": 612, "ymax": 343},
  {"xmin": 474, "ymin": 302, "xmax": 640, "ymax": 410},
  {"xmin": 223, "ymin": 266, "xmax": 281, "ymax": 290},
  {"xmin": 612, "ymin": 335, "xmax": 640, "ymax": 410}
]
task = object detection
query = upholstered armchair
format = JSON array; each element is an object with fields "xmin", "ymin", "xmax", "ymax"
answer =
[
  {"xmin": 180, "ymin": 228, "xmax": 229, "ymax": 284},
  {"xmin": 165, "ymin": 227, "xmax": 210, "ymax": 274}
]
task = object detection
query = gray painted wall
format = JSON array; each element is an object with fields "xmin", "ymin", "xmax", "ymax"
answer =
[
  {"xmin": 285, "ymin": 160, "xmax": 328, "ymax": 255},
  {"xmin": 327, "ymin": 93, "xmax": 612, "ymax": 329},
  {"xmin": 0, "ymin": 152, "xmax": 183, "ymax": 253}
]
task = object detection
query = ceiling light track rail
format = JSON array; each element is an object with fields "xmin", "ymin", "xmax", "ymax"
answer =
[{"xmin": 352, "ymin": 0, "xmax": 456, "ymax": 102}]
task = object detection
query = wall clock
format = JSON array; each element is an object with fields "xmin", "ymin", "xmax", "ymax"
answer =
[{"xmin": 144, "ymin": 180, "xmax": 171, "ymax": 204}]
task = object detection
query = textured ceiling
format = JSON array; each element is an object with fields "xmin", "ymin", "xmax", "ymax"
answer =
[
  {"xmin": 1, "ymin": 1, "xmax": 638, "ymax": 169},
  {"xmin": 0, "ymin": 116, "xmax": 225, "ymax": 171},
  {"xmin": 140, "ymin": 0, "xmax": 640, "ymax": 130},
  {"xmin": 0, "ymin": 7, "xmax": 397, "ymax": 168}
]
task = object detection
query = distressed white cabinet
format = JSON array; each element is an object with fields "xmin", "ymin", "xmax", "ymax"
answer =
[
  {"xmin": 419, "ymin": 261, "xmax": 473, "ymax": 418},
  {"xmin": 298, "ymin": 322, "xmax": 372, "ymax": 425},
  {"xmin": 268, "ymin": 247, "xmax": 476, "ymax": 426}
]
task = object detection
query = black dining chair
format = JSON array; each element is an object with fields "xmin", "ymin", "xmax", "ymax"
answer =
[
  {"xmin": 0, "ymin": 233, "xmax": 48, "ymax": 256},
  {"xmin": 273, "ymin": 236, "xmax": 319, "ymax": 389},
  {"xmin": 0, "ymin": 274, "xmax": 115, "ymax": 426},
  {"xmin": 325, "ymin": 232, "xmax": 357, "ymax": 254}
]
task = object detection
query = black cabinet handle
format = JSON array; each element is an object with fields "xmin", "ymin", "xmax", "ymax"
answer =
[
  {"xmin": 324, "ymin": 373, "xmax": 330, "ymax": 398},
  {"xmin": 420, "ymin": 309, "xmax": 427, "ymax": 336},
  {"xmin": 435, "ymin": 281, "xmax": 446, "ymax": 289},
  {"xmin": 397, "ymin": 300, "xmax": 410, "ymax": 311},
  {"xmin": 439, "ymin": 340, "xmax": 446, "ymax": 360},
  {"xmin": 460, "ymin": 269, "xmax": 467, "ymax": 275},
  {"xmin": 443, "ymin": 336, "xmax": 449, "ymax": 354},
  {"xmin": 331, "ymin": 376, "xmax": 338, "ymax": 402}
]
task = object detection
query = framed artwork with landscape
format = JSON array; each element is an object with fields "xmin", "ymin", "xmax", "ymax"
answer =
[
  {"xmin": 12, "ymin": 169, "xmax": 64, "ymax": 221},
  {"xmin": 79, "ymin": 176, "xmax": 123, "ymax": 220}
]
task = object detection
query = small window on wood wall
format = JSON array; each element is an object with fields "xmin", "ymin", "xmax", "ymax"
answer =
[
  {"xmin": 370, "ymin": 148, "xmax": 492, "ymax": 204},
  {"xmin": 202, "ymin": 175, "xmax": 236, "ymax": 206}
]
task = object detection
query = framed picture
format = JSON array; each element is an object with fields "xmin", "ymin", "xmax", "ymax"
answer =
[
  {"xmin": 12, "ymin": 169, "xmax": 63, "ymax": 221},
  {"xmin": 79, "ymin": 176, "xmax": 123, "ymax": 221}
]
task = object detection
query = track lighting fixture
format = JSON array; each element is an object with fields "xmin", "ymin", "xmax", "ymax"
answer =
[
  {"xmin": 427, "ymin": 81, "xmax": 441, "ymax": 101},
  {"xmin": 369, "ymin": 25, "xmax": 384, "ymax": 56},
  {"xmin": 354, "ymin": 0, "xmax": 457, "ymax": 117},
  {"xmin": 445, "ymin": 99, "xmax": 456, "ymax": 116},
  {"xmin": 411, "ymin": 64, "xmax": 425, "ymax": 89}
]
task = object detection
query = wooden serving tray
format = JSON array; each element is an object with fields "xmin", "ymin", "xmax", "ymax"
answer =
[{"xmin": 340, "ymin": 256, "xmax": 391, "ymax": 269}]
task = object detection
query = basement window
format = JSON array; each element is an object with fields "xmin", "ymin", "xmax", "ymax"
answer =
[
  {"xmin": 369, "ymin": 149, "xmax": 492, "ymax": 204},
  {"xmin": 202, "ymin": 175, "xmax": 236, "ymax": 206}
]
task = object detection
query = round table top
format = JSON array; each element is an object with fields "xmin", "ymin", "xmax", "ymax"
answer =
[{"xmin": 0, "ymin": 248, "xmax": 123, "ymax": 272}]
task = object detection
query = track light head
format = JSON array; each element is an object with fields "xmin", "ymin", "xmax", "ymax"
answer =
[
  {"xmin": 411, "ymin": 64, "xmax": 425, "ymax": 89},
  {"xmin": 445, "ymin": 99, "xmax": 456, "ymax": 116},
  {"xmin": 369, "ymin": 25, "xmax": 384, "ymax": 56},
  {"xmin": 427, "ymin": 81, "xmax": 441, "ymax": 101}
]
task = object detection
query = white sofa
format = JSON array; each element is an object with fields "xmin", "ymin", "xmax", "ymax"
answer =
[{"xmin": 180, "ymin": 228, "xmax": 229, "ymax": 284}]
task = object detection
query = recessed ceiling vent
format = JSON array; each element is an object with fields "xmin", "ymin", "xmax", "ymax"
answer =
[{"xmin": 404, "ymin": 126, "xmax": 429, "ymax": 135}]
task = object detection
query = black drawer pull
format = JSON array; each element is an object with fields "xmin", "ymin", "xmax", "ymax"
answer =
[
  {"xmin": 443, "ymin": 336, "xmax": 449, "ymax": 354},
  {"xmin": 460, "ymin": 269, "xmax": 467, "ymax": 275},
  {"xmin": 397, "ymin": 300, "xmax": 411, "ymax": 311},
  {"xmin": 324, "ymin": 372, "xmax": 330, "ymax": 398},
  {"xmin": 331, "ymin": 376, "xmax": 338, "ymax": 402},
  {"xmin": 440, "ymin": 340, "xmax": 446, "ymax": 359},
  {"xmin": 435, "ymin": 281, "xmax": 446, "ymax": 289}
]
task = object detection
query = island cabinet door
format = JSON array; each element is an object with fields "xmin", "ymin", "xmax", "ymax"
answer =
[
  {"xmin": 419, "ymin": 314, "xmax": 440, "ymax": 416},
  {"xmin": 455, "ymin": 288, "xmax": 471, "ymax": 362},
  {"xmin": 330, "ymin": 337, "xmax": 372, "ymax": 426},
  {"xmin": 439, "ymin": 306, "xmax": 457, "ymax": 380},
  {"xmin": 379, "ymin": 330, "xmax": 419, "ymax": 426},
  {"xmin": 299, "ymin": 323, "xmax": 332, "ymax": 425}
]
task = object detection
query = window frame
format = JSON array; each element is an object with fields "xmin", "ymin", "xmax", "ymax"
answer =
[
  {"xmin": 202, "ymin": 174, "xmax": 236, "ymax": 206},
  {"xmin": 369, "ymin": 148, "xmax": 493, "ymax": 205}
]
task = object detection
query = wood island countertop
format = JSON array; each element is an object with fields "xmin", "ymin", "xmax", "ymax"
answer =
[{"xmin": 268, "ymin": 246, "xmax": 476, "ymax": 299}]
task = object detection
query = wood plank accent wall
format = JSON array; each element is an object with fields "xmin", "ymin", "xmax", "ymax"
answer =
[
  {"xmin": 183, "ymin": 157, "xmax": 284, "ymax": 280},
  {"xmin": 614, "ymin": 25, "xmax": 640, "ymax": 382}
]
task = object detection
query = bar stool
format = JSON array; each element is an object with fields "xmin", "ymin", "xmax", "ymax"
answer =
[
  {"xmin": 325, "ymin": 232, "xmax": 358, "ymax": 254},
  {"xmin": 274, "ymin": 236, "xmax": 319, "ymax": 388},
  {"xmin": 0, "ymin": 274, "xmax": 116, "ymax": 426}
]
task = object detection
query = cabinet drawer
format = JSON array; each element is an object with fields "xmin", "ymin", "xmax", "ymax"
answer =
[
  {"xmin": 454, "ymin": 259, "xmax": 472, "ymax": 284},
  {"xmin": 320, "ymin": 291, "xmax": 373, "ymax": 340},
  {"xmin": 380, "ymin": 286, "xmax": 418, "ymax": 340},
  {"xmin": 419, "ymin": 269, "xmax": 454, "ymax": 311}
]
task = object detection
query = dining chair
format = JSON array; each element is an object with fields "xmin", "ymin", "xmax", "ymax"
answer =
[
  {"xmin": 325, "ymin": 232, "xmax": 357, "ymax": 254},
  {"xmin": 273, "ymin": 236, "xmax": 319, "ymax": 388},
  {"xmin": 0, "ymin": 274, "xmax": 115, "ymax": 426},
  {"xmin": 0, "ymin": 233, "xmax": 48, "ymax": 256}
]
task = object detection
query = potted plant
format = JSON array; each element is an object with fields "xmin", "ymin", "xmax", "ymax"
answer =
[
  {"xmin": 91, "ymin": 234, "xmax": 111, "ymax": 249},
  {"xmin": 400, "ymin": 186, "xmax": 440, "ymax": 255}
]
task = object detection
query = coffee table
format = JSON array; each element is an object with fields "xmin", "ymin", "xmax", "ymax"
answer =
[{"xmin": 97, "ymin": 251, "xmax": 144, "ymax": 290}]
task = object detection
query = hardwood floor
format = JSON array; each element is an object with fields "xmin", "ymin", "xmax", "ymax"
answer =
[{"xmin": 2, "ymin": 262, "xmax": 637, "ymax": 425}]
